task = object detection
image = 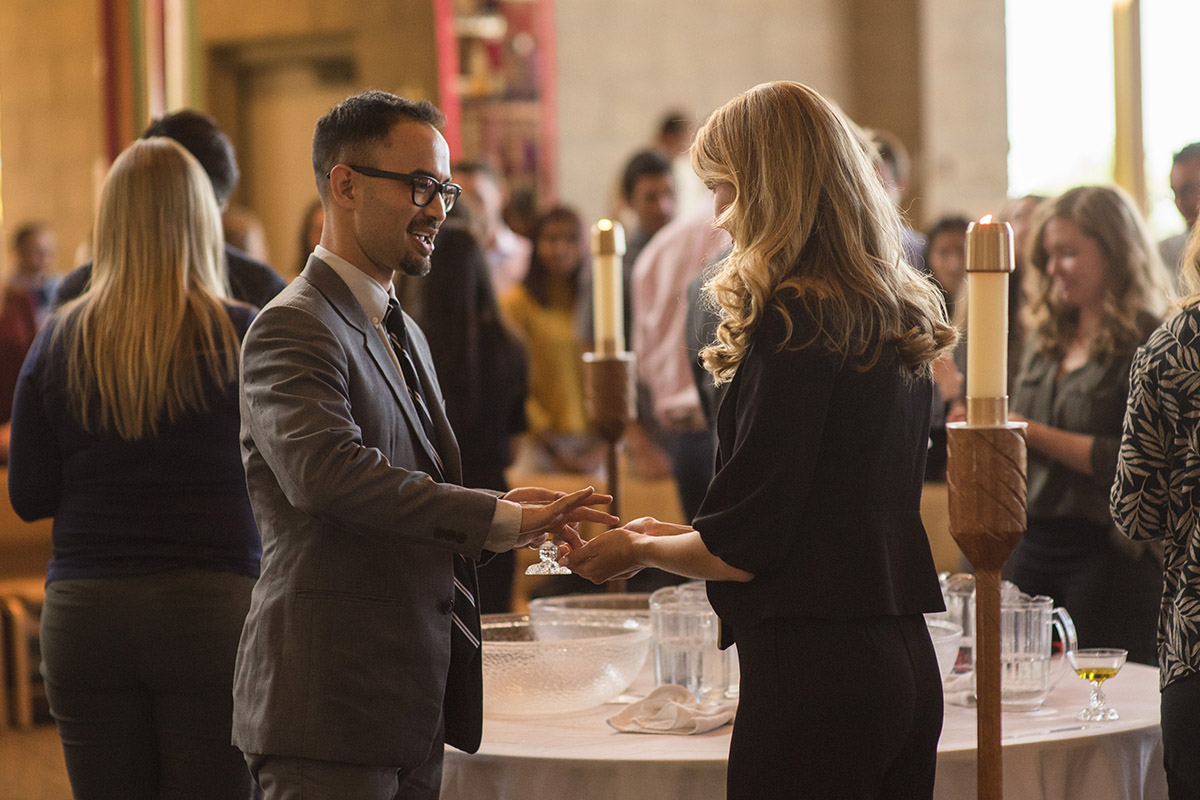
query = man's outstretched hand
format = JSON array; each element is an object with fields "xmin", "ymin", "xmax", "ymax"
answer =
[{"xmin": 505, "ymin": 485, "xmax": 617, "ymax": 550}]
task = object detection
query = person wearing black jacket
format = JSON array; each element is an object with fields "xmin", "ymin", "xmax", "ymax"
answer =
[{"xmin": 564, "ymin": 81, "xmax": 957, "ymax": 800}]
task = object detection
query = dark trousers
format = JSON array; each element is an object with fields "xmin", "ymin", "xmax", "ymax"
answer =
[
  {"xmin": 245, "ymin": 715, "xmax": 443, "ymax": 800},
  {"xmin": 1162, "ymin": 671, "xmax": 1200, "ymax": 799},
  {"xmin": 40, "ymin": 569, "xmax": 256, "ymax": 800},
  {"xmin": 1007, "ymin": 517, "xmax": 1161, "ymax": 665},
  {"xmin": 728, "ymin": 614, "xmax": 942, "ymax": 800},
  {"xmin": 245, "ymin": 751, "xmax": 442, "ymax": 800}
]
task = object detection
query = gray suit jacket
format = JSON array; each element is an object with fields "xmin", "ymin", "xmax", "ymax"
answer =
[{"xmin": 232, "ymin": 256, "xmax": 497, "ymax": 768}]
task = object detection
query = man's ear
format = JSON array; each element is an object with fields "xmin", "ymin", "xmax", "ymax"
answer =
[{"xmin": 328, "ymin": 164, "xmax": 357, "ymax": 208}]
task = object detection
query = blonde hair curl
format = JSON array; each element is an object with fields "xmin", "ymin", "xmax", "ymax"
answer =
[{"xmin": 691, "ymin": 81, "xmax": 955, "ymax": 384}]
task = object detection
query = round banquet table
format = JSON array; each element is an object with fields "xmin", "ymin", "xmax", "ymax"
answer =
[{"xmin": 441, "ymin": 661, "xmax": 1167, "ymax": 800}]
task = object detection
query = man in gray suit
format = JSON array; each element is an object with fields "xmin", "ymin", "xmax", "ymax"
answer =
[{"xmin": 233, "ymin": 91, "xmax": 614, "ymax": 799}]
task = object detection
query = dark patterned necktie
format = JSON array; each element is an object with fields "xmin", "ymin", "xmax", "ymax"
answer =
[
  {"xmin": 450, "ymin": 566, "xmax": 480, "ymax": 654},
  {"xmin": 384, "ymin": 298, "xmax": 442, "ymax": 472},
  {"xmin": 384, "ymin": 298, "xmax": 478, "ymax": 654}
]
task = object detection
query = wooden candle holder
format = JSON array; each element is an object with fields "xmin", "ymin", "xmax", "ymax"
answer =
[
  {"xmin": 582, "ymin": 352, "xmax": 637, "ymax": 593},
  {"xmin": 945, "ymin": 421, "xmax": 1027, "ymax": 800}
]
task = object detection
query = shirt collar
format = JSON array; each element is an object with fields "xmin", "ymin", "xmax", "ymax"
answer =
[{"xmin": 314, "ymin": 245, "xmax": 395, "ymax": 325}]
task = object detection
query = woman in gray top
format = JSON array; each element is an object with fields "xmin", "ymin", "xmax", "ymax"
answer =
[
  {"xmin": 1113, "ymin": 220, "xmax": 1200, "ymax": 798},
  {"xmin": 1008, "ymin": 185, "xmax": 1170, "ymax": 666}
]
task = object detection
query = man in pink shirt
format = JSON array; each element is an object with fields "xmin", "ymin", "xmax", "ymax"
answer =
[{"xmin": 632, "ymin": 207, "xmax": 731, "ymax": 520}]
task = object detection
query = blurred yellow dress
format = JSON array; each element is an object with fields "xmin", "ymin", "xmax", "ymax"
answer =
[{"xmin": 500, "ymin": 280, "xmax": 588, "ymax": 440}]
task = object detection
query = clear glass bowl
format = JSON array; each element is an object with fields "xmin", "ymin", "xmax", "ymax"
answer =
[
  {"xmin": 527, "ymin": 592, "xmax": 652, "ymax": 630},
  {"xmin": 481, "ymin": 613, "xmax": 651, "ymax": 717}
]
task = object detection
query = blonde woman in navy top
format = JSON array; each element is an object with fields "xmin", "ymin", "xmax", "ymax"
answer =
[
  {"xmin": 8, "ymin": 137, "xmax": 258, "ymax": 799},
  {"xmin": 564, "ymin": 81, "xmax": 956, "ymax": 799}
]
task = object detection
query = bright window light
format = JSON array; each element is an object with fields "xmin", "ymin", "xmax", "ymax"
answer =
[
  {"xmin": 1007, "ymin": 1, "xmax": 1200, "ymax": 240},
  {"xmin": 1141, "ymin": 1, "xmax": 1200, "ymax": 237},
  {"xmin": 1006, "ymin": 0, "xmax": 1115, "ymax": 199}
]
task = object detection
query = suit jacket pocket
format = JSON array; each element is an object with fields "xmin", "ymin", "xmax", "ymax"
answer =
[{"xmin": 291, "ymin": 586, "xmax": 444, "ymax": 769}]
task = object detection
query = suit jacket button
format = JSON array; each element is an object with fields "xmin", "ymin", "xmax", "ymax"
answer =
[{"xmin": 442, "ymin": 600, "xmax": 454, "ymax": 614}]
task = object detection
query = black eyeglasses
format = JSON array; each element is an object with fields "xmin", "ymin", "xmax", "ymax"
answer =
[{"xmin": 344, "ymin": 164, "xmax": 462, "ymax": 211}]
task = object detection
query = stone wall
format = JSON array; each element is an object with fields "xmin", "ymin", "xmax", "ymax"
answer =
[
  {"xmin": 554, "ymin": 0, "xmax": 854, "ymax": 222},
  {"xmin": 0, "ymin": 0, "xmax": 104, "ymax": 276},
  {"xmin": 919, "ymin": 0, "xmax": 1010, "ymax": 221},
  {"xmin": 0, "ymin": 0, "xmax": 1011, "ymax": 275}
]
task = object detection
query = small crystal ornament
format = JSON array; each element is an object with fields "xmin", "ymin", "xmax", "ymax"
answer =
[{"xmin": 525, "ymin": 538, "xmax": 571, "ymax": 575}]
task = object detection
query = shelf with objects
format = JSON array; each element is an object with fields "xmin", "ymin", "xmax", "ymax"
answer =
[{"xmin": 434, "ymin": 0, "xmax": 557, "ymax": 219}]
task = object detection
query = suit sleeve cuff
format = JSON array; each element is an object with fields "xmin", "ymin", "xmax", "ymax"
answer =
[{"xmin": 483, "ymin": 498, "xmax": 523, "ymax": 552}]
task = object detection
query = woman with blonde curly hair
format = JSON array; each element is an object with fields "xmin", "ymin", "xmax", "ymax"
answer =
[
  {"xmin": 8, "ymin": 137, "xmax": 259, "ymax": 798},
  {"xmin": 1009, "ymin": 184, "xmax": 1171, "ymax": 667},
  {"xmin": 1114, "ymin": 218, "xmax": 1200, "ymax": 798},
  {"xmin": 564, "ymin": 81, "xmax": 956, "ymax": 799}
]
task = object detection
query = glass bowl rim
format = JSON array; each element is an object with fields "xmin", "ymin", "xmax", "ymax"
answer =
[{"xmin": 481, "ymin": 612, "xmax": 651, "ymax": 648}]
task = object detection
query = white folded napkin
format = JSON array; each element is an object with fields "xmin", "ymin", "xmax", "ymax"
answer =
[{"xmin": 607, "ymin": 685, "xmax": 737, "ymax": 735}]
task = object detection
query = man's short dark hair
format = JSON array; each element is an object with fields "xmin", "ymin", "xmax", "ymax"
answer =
[
  {"xmin": 1173, "ymin": 142, "xmax": 1200, "ymax": 167},
  {"xmin": 621, "ymin": 150, "xmax": 672, "ymax": 201},
  {"xmin": 312, "ymin": 91, "xmax": 446, "ymax": 201},
  {"xmin": 12, "ymin": 221, "xmax": 50, "ymax": 252},
  {"xmin": 659, "ymin": 111, "xmax": 690, "ymax": 140},
  {"xmin": 143, "ymin": 110, "xmax": 239, "ymax": 207},
  {"xmin": 925, "ymin": 215, "xmax": 971, "ymax": 244},
  {"xmin": 451, "ymin": 160, "xmax": 500, "ymax": 183}
]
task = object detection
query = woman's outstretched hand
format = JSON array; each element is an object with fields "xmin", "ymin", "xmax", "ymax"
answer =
[
  {"xmin": 559, "ymin": 516, "xmax": 693, "ymax": 583},
  {"xmin": 559, "ymin": 524, "xmax": 647, "ymax": 583},
  {"xmin": 562, "ymin": 516, "xmax": 754, "ymax": 584},
  {"xmin": 622, "ymin": 517, "xmax": 694, "ymax": 537}
]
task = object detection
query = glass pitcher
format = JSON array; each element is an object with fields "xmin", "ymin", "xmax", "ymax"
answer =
[
  {"xmin": 939, "ymin": 574, "xmax": 1077, "ymax": 711},
  {"xmin": 1000, "ymin": 588, "xmax": 1077, "ymax": 711}
]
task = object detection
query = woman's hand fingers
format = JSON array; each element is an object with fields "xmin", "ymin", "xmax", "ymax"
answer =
[
  {"xmin": 554, "ymin": 523, "xmax": 586, "ymax": 551},
  {"xmin": 559, "ymin": 528, "xmax": 641, "ymax": 583}
]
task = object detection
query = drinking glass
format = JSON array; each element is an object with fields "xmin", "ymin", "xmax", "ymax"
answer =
[
  {"xmin": 649, "ymin": 582, "xmax": 736, "ymax": 702},
  {"xmin": 525, "ymin": 537, "xmax": 570, "ymax": 575},
  {"xmin": 1067, "ymin": 648, "xmax": 1127, "ymax": 721}
]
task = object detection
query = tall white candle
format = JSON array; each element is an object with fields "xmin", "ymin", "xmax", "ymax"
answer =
[
  {"xmin": 965, "ymin": 216, "xmax": 1015, "ymax": 426},
  {"xmin": 591, "ymin": 219, "xmax": 626, "ymax": 356}
]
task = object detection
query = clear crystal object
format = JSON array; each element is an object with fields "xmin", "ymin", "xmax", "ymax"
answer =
[{"xmin": 525, "ymin": 538, "xmax": 571, "ymax": 575}]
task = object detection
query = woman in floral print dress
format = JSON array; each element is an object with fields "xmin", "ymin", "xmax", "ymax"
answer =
[{"xmin": 1113, "ymin": 220, "xmax": 1200, "ymax": 800}]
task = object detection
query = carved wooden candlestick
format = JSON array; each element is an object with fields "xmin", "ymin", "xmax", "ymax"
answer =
[
  {"xmin": 946, "ymin": 422, "xmax": 1026, "ymax": 800},
  {"xmin": 947, "ymin": 217, "xmax": 1023, "ymax": 800},
  {"xmin": 583, "ymin": 219, "xmax": 635, "ymax": 592},
  {"xmin": 582, "ymin": 352, "xmax": 637, "ymax": 593}
]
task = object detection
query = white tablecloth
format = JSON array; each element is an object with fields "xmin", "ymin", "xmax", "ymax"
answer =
[{"xmin": 441, "ymin": 661, "xmax": 1167, "ymax": 800}]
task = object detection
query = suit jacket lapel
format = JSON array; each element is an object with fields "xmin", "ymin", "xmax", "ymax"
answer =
[{"xmin": 302, "ymin": 257, "xmax": 447, "ymax": 481}]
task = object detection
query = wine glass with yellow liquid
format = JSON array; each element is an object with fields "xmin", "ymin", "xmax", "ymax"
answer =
[{"xmin": 1067, "ymin": 648, "xmax": 1127, "ymax": 721}]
